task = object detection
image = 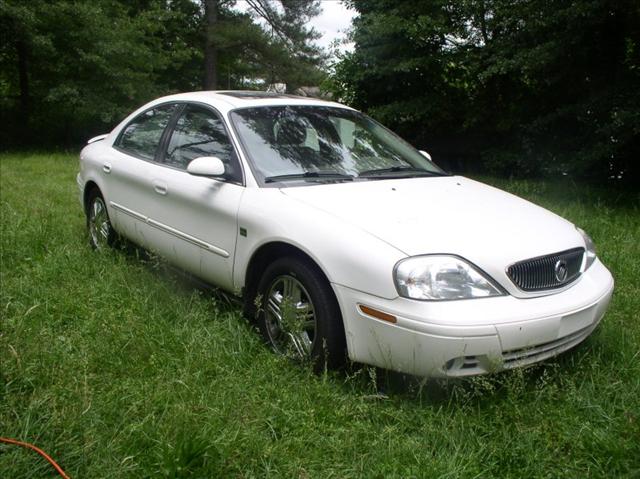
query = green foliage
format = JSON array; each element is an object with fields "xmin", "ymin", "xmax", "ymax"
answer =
[
  {"xmin": 329, "ymin": 0, "xmax": 640, "ymax": 185},
  {"xmin": 1, "ymin": 153, "xmax": 639, "ymax": 477},
  {"xmin": 0, "ymin": 0, "xmax": 325, "ymax": 147},
  {"xmin": 208, "ymin": 1, "xmax": 325, "ymax": 90},
  {"xmin": 0, "ymin": 0, "xmax": 171, "ymax": 144}
]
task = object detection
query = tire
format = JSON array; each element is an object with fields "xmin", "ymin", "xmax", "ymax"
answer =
[
  {"xmin": 256, "ymin": 256, "xmax": 347, "ymax": 371},
  {"xmin": 86, "ymin": 189, "xmax": 117, "ymax": 250}
]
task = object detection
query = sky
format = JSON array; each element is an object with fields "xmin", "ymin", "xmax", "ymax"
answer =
[
  {"xmin": 309, "ymin": 1, "xmax": 356, "ymax": 54},
  {"xmin": 233, "ymin": 0, "xmax": 356, "ymax": 55}
]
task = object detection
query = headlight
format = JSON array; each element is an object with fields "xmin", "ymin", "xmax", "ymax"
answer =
[
  {"xmin": 576, "ymin": 226, "xmax": 597, "ymax": 270},
  {"xmin": 394, "ymin": 255, "xmax": 505, "ymax": 301}
]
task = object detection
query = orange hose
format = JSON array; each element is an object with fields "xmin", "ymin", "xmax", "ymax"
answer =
[{"xmin": 0, "ymin": 436, "xmax": 71, "ymax": 479}]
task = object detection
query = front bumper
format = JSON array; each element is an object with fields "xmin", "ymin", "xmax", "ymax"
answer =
[{"xmin": 332, "ymin": 259, "xmax": 614, "ymax": 377}]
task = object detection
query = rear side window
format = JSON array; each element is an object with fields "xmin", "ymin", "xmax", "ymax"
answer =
[
  {"xmin": 115, "ymin": 104, "xmax": 177, "ymax": 160},
  {"xmin": 164, "ymin": 104, "xmax": 241, "ymax": 181}
]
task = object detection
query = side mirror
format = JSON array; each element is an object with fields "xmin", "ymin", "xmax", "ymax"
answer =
[
  {"xmin": 419, "ymin": 150, "xmax": 432, "ymax": 161},
  {"xmin": 187, "ymin": 156, "xmax": 226, "ymax": 178}
]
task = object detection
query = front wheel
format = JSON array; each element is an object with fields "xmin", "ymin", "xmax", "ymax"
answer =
[
  {"xmin": 87, "ymin": 190, "xmax": 116, "ymax": 250},
  {"xmin": 256, "ymin": 257, "xmax": 346, "ymax": 371}
]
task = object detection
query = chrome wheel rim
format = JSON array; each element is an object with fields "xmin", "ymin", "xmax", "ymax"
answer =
[
  {"xmin": 89, "ymin": 197, "xmax": 110, "ymax": 249},
  {"xmin": 264, "ymin": 275, "xmax": 316, "ymax": 359}
]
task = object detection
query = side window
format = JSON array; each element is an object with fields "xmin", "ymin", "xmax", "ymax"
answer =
[
  {"xmin": 165, "ymin": 105, "xmax": 240, "ymax": 181},
  {"xmin": 116, "ymin": 104, "xmax": 177, "ymax": 160}
]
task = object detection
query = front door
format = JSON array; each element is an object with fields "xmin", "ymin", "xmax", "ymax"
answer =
[{"xmin": 149, "ymin": 103, "xmax": 245, "ymax": 291}]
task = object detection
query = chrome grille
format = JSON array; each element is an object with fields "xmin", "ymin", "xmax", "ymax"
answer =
[{"xmin": 507, "ymin": 247, "xmax": 584, "ymax": 291}]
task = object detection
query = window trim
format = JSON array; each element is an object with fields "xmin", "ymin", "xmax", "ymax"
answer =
[
  {"xmin": 157, "ymin": 102, "xmax": 245, "ymax": 186},
  {"xmin": 113, "ymin": 102, "xmax": 182, "ymax": 163},
  {"xmin": 112, "ymin": 101, "xmax": 246, "ymax": 187},
  {"xmin": 156, "ymin": 103, "xmax": 187, "ymax": 164}
]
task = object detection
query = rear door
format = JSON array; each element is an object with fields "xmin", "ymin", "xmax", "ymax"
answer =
[{"xmin": 107, "ymin": 103, "xmax": 180, "ymax": 251}]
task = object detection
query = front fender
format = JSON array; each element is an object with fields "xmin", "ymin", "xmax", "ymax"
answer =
[{"xmin": 233, "ymin": 188, "xmax": 406, "ymax": 299}]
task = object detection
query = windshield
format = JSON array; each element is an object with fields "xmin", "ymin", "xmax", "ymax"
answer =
[{"xmin": 229, "ymin": 106, "xmax": 446, "ymax": 185}]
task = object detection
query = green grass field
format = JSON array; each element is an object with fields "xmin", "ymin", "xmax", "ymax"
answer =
[{"xmin": 1, "ymin": 152, "xmax": 639, "ymax": 478}]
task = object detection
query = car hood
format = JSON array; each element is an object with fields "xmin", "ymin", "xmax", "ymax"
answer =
[{"xmin": 280, "ymin": 176, "xmax": 584, "ymax": 294}]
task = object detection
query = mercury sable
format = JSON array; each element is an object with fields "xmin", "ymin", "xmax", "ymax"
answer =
[{"xmin": 77, "ymin": 91, "xmax": 614, "ymax": 377}]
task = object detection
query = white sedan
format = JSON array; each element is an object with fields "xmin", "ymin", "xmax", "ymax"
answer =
[{"xmin": 77, "ymin": 91, "xmax": 614, "ymax": 377}]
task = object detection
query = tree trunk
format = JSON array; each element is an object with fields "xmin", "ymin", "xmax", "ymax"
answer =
[
  {"xmin": 203, "ymin": 0, "xmax": 218, "ymax": 90},
  {"xmin": 16, "ymin": 38, "xmax": 29, "ymax": 125}
]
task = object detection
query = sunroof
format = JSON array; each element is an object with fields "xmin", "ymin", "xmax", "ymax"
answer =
[{"xmin": 217, "ymin": 91, "xmax": 304, "ymax": 100}]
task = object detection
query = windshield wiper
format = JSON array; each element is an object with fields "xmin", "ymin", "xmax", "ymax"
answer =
[
  {"xmin": 358, "ymin": 166, "xmax": 448, "ymax": 178},
  {"xmin": 264, "ymin": 171, "xmax": 354, "ymax": 183}
]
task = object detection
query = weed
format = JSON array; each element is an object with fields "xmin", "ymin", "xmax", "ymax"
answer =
[{"xmin": 1, "ymin": 153, "xmax": 639, "ymax": 478}]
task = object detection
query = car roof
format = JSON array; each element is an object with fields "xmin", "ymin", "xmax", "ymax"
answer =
[{"xmin": 147, "ymin": 90, "xmax": 352, "ymax": 114}]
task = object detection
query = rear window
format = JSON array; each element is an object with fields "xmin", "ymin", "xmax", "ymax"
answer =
[{"xmin": 115, "ymin": 104, "xmax": 177, "ymax": 160}]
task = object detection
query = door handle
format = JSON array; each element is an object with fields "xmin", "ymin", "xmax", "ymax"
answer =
[
  {"xmin": 153, "ymin": 181, "xmax": 167, "ymax": 195},
  {"xmin": 102, "ymin": 163, "xmax": 112, "ymax": 173}
]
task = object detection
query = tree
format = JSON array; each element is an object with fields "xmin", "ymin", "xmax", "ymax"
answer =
[
  {"xmin": 0, "ymin": 0, "xmax": 326, "ymax": 147},
  {"xmin": 330, "ymin": 0, "xmax": 640, "ymax": 184},
  {"xmin": 204, "ymin": 0, "xmax": 219, "ymax": 89},
  {"xmin": 202, "ymin": 0, "xmax": 325, "ymax": 90},
  {"xmin": 327, "ymin": 1, "xmax": 472, "ymax": 167},
  {"xmin": 0, "ymin": 0, "xmax": 173, "ymax": 145}
]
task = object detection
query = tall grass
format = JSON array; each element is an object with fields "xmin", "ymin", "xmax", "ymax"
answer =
[{"xmin": 1, "ymin": 153, "xmax": 639, "ymax": 478}]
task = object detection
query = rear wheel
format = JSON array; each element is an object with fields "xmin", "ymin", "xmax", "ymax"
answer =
[
  {"xmin": 87, "ymin": 190, "xmax": 116, "ymax": 250},
  {"xmin": 256, "ymin": 256, "xmax": 346, "ymax": 371}
]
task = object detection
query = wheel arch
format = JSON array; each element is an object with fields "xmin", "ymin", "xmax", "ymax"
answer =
[
  {"xmin": 242, "ymin": 241, "xmax": 334, "ymax": 318},
  {"xmin": 83, "ymin": 180, "xmax": 101, "ymax": 216}
]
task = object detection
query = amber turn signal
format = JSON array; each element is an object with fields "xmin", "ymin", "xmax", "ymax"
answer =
[{"xmin": 358, "ymin": 304, "xmax": 397, "ymax": 324}]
